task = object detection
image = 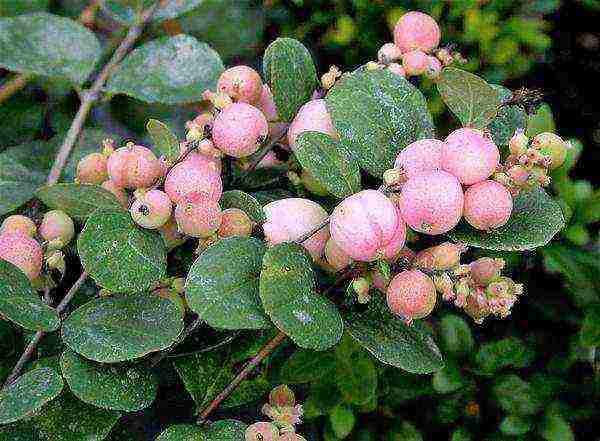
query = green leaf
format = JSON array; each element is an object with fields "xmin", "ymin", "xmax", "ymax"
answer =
[
  {"xmin": 0, "ymin": 13, "xmax": 100, "ymax": 83},
  {"xmin": 146, "ymin": 119, "xmax": 179, "ymax": 161},
  {"xmin": 487, "ymin": 85, "xmax": 526, "ymax": 146},
  {"xmin": 295, "ymin": 132, "xmax": 361, "ymax": 198},
  {"xmin": 278, "ymin": 349, "xmax": 336, "ymax": 384},
  {"xmin": 326, "ymin": 69, "xmax": 434, "ymax": 177},
  {"xmin": 60, "ymin": 349, "xmax": 157, "ymax": 411},
  {"xmin": 386, "ymin": 421, "xmax": 424, "ymax": 441},
  {"xmin": 0, "ymin": 260, "xmax": 59, "ymax": 332},
  {"xmin": 330, "ymin": 405, "xmax": 355, "ymax": 439},
  {"xmin": 451, "ymin": 428, "xmax": 472, "ymax": 441},
  {"xmin": 0, "ymin": 421, "xmax": 40, "ymax": 441},
  {"xmin": 341, "ymin": 295, "xmax": 443, "ymax": 374},
  {"xmin": 0, "ymin": 147, "xmax": 45, "ymax": 216},
  {"xmin": 0, "ymin": 368, "xmax": 63, "ymax": 424},
  {"xmin": 156, "ymin": 425, "xmax": 204, "ymax": 441},
  {"xmin": 492, "ymin": 375, "xmax": 542, "ymax": 416},
  {"xmin": 0, "ymin": 0, "xmax": 48, "ymax": 16},
  {"xmin": 336, "ymin": 350, "xmax": 377, "ymax": 405},
  {"xmin": 259, "ymin": 243, "xmax": 343, "ymax": 351},
  {"xmin": 540, "ymin": 415, "xmax": 574, "ymax": 441},
  {"xmin": 263, "ymin": 37, "xmax": 318, "ymax": 122},
  {"xmin": 526, "ymin": 103, "xmax": 555, "ymax": 137},
  {"xmin": 499, "ymin": 415, "xmax": 532, "ymax": 436},
  {"xmin": 102, "ymin": 0, "xmax": 204, "ymax": 24},
  {"xmin": 62, "ymin": 293, "xmax": 184, "ymax": 363},
  {"xmin": 432, "ymin": 362, "xmax": 465, "ymax": 394},
  {"xmin": 580, "ymin": 304, "xmax": 600, "ymax": 347},
  {"xmin": 474, "ymin": 337, "xmax": 534, "ymax": 375},
  {"xmin": 33, "ymin": 391, "xmax": 120, "ymax": 441},
  {"xmin": 37, "ymin": 184, "xmax": 123, "ymax": 220},
  {"xmin": 439, "ymin": 314, "xmax": 474, "ymax": 358},
  {"xmin": 77, "ymin": 208, "xmax": 167, "ymax": 292},
  {"xmin": 449, "ymin": 187, "xmax": 565, "ymax": 251},
  {"xmin": 436, "ymin": 67, "xmax": 502, "ymax": 128},
  {"xmin": 186, "ymin": 237, "xmax": 271, "ymax": 330},
  {"xmin": 220, "ymin": 190, "xmax": 266, "ymax": 224},
  {"xmin": 201, "ymin": 419, "xmax": 247, "ymax": 441},
  {"xmin": 106, "ymin": 35, "xmax": 224, "ymax": 104}
]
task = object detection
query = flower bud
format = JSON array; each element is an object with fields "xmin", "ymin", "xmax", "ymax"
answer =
[
  {"xmin": 45, "ymin": 250, "xmax": 65, "ymax": 275},
  {"xmin": 269, "ymin": 385, "xmax": 295, "ymax": 408},
  {"xmin": 508, "ymin": 129, "xmax": 529, "ymax": 156},
  {"xmin": 469, "ymin": 257, "xmax": 505, "ymax": 286}
]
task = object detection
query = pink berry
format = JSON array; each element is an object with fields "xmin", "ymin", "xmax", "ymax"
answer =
[
  {"xmin": 393, "ymin": 11, "xmax": 441, "ymax": 53},
  {"xmin": 256, "ymin": 150, "xmax": 285, "ymax": 169},
  {"xmin": 398, "ymin": 171, "xmax": 464, "ymax": 235},
  {"xmin": 245, "ymin": 422, "xmax": 279, "ymax": 441},
  {"xmin": 330, "ymin": 190, "xmax": 399, "ymax": 262},
  {"xmin": 442, "ymin": 128, "xmax": 500, "ymax": 185},
  {"xmin": 394, "ymin": 138, "xmax": 443, "ymax": 180},
  {"xmin": 107, "ymin": 143, "xmax": 164, "ymax": 189},
  {"xmin": 470, "ymin": 257, "xmax": 505, "ymax": 286},
  {"xmin": 0, "ymin": 233, "xmax": 43, "ymax": 281},
  {"xmin": 387, "ymin": 63, "xmax": 406, "ymax": 77},
  {"xmin": 280, "ymin": 434, "xmax": 306, "ymax": 441},
  {"xmin": 75, "ymin": 152, "xmax": 108, "ymax": 184},
  {"xmin": 257, "ymin": 84, "xmax": 278, "ymax": 122},
  {"xmin": 130, "ymin": 190, "xmax": 172, "ymax": 229},
  {"xmin": 402, "ymin": 50, "xmax": 429, "ymax": 76},
  {"xmin": 263, "ymin": 198, "xmax": 329, "ymax": 261},
  {"xmin": 414, "ymin": 242, "xmax": 467, "ymax": 271},
  {"xmin": 386, "ymin": 269, "xmax": 436, "ymax": 321},
  {"xmin": 382, "ymin": 207, "xmax": 407, "ymax": 260},
  {"xmin": 164, "ymin": 158, "xmax": 223, "ymax": 205},
  {"xmin": 0, "ymin": 215, "xmax": 36, "ymax": 238},
  {"xmin": 324, "ymin": 238, "xmax": 353, "ymax": 271},
  {"xmin": 101, "ymin": 180, "xmax": 129, "ymax": 208},
  {"xmin": 212, "ymin": 102, "xmax": 268, "ymax": 158},
  {"xmin": 174, "ymin": 192, "xmax": 221, "ymax": 238},
  {"xmin": 217, "ymin": 208, "xmax": 254, "ymax": 238},
  {"xmin": 463, "ymin": 180, "xmax": 513, "ymax": 230},
  {"xmin": 371, "ymin": 267, "xmax": 389, "ymax": 292},
  {"xmin": 39, "ymin": 210, "xmax": 74, "ymax": 249},
  {"xmin": 217, "ymin": 65, "xmax": 263, "ymax": 104},
  {"xmin": 287, "ymin": 99, "xmax": 338, "ymax": 149},
  {"xmin": 378, "ymin": 42, "xmax": 403, "ymax": 64},
  {"xmin": 425, "ymin": 55, "xmax": 442, "ymax": 79}
]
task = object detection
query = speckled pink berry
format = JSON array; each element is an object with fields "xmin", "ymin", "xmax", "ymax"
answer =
[
  {"xmin": 386, "ymin": 269, "xmax": 436, "ymax": 321},
  {"xmin": 393, "ymin": 11, "xmax": 441, "ymax": 53},
  {"xmin": 378, "ymin": 42, "xmax": 403, "ymax": 64},
  {"xmin": 164, "ymin": 158, "xmax": 222, "ymax": 205},
  {"xmin": 174, "ymin": 192, "xmax": 221, "ymax": 238},
  {"xmin": 463, "ymin": 180, "xmax": 513, "ymax": 230},
  {"xmin": 245, "ymin": 422, "xmax": 280, "ymax": 441},
  {"xmin": 382, "ymin": 207, "xmax": 407, "ymax": 260},
  {"xmin": 287, "ymin": 99, "xmax": 338, "ymax": 149},
  {"xmin": 387, "ymin": 62, "xmax": 406, "ymax": 77},
  {"xmin": 76, "ymin": 152, "xmax": 108, "ymax": 184},
  {"xmin": 394, "ymin": 138, "xmax": 443, "ymax": 180},
  {"xmin": 425, "ymin": 55, "xmax": 442, "ymax": 79},
  {"xmin": 217, "ymin": 65, "xmax": 263, "ymax": 104},
  {"xmin": 398, "ymin": 171, "xmax": 464, "ymax": 235},
  {"xmin": 402, "ymin": 50, "xmax": 429, "ymax": 76},
  {"xmin": 257, "ymin": 84, "xmax": 278, "ymax": 122},
  {"xmin": 101, "ymin": 180, "xmax": 129, "ymax": 208},
  {"xmin": 442, "ymin": 128, "xmax": 500, "ymax": 185},
  {"xmin": 217, "ymin": 208, "xmax": 253, "ymax": 238},
  {"xmin": 1, "ymin": 215, "xmax": 36, "ymax": 238},
  {"xmin": 415, "ymin": 242, "xmax": 468, "ymax": 271},
  {"xmin": 330, "ymin": 190, "xmax": 399, "ymax": 262},
  {"xmin": 130, "ymin": 190, "xmax": 172, "ymax": 229},
  {"xmin": 39, "ymin": 210, "xmax": 74, "ymax": 249},
  {"xmin": 324, "ymin": 238, "xmax": 353, "ymax": 271},
  {"xmin": 0, "ymin": 233, "xmax": 43, "ymax": 281},
  {"xmin": 107, "ymin": 143, "xmax": 164, "ymax": 189},
  {"xmin": 263, "ymin": 198, "xmax": 329, "ymax": 261},
  {"xmin": 212, "ymin": 102, "xmax": 268, "ymax": 158}
]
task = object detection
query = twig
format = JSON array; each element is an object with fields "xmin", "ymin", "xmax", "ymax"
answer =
[
  {"xmin": 46, "ymin": 3, "xmax": 159, "ymax": 184},
  {"xmin": 0, "ymin": 74, "xmax": 32, "ymax": 104},
  {"xmin": 2, "ymin": 271, "xmax": 88, "ymax": 389},
  {"xmin": 294, "ymin": 217, "xmax": 330, "ymax": 244},
  {"xmin": 233, "ymin": 125, "xmax": 288, "ymax": 184}
]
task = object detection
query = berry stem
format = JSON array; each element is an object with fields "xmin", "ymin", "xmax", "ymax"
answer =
[
  {"xmin": 233, "ymin": 124, "xmax": 288, "ymax": 184},
  {"xmin": 46, "ymin": 2, "xmax": 159, "ymax": 185}
]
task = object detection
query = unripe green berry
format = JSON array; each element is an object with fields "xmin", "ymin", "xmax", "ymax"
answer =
[
  {"xmin": 130, "ymin": 189, "xmax": 172, "ymax": 229},
  {"xmin": 39, "ymin": 210, "xmax": 75, "ymax": 250},
  {"xmin": 217, "ymin": 208, "xmax": 254, "ymax": 238},
  {"xmin": 76, "ymin": 152, "xmax": 109, "ymax": 184},
  {"xmin": 509, "ymin": 129, "xmax": 529, "ymax": 156},
  {"xmin": 532, "ymin": 132, "xmax": 568, "ymax": 170}
]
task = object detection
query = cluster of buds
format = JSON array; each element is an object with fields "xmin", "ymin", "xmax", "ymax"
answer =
[
  {"xmin": 434, "ymin": 46, "xmax": 467, "ymax": 67},
  {"xmin": 321, "ymin": 65, "xmax": 342, "ymax": 90},
  {"xmin": 493, "ymin": 130, "xmax": 570, "ymax": 196}
]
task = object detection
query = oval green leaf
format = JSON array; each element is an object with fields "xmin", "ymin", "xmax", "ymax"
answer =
[
  {"xmin": 259, "ymin": 243, "xmax": 343, "ymax": 351},
  {"xmin": 436, "ymin": 67, "xmax": 502, "ymax": 128},
  {"xmin": 295, "ymin": 131, "xmax": 361, "ymax": 198},
  {"xmin": 61, "ymin": 293, "xmax": 184, "ymax": 363},
  {"xmin": 156, "ymin": 425, "xmax": 204, "ymax": 441},
  {"xmin": 0, "ymin": 13, "xmax": 100, "ymax": 83},
  {"xmin": 449, "ymin": 187, "xmax": 565, "ymax": 251},
  {"xmin": 77, "ymin": 208, "xmax": 167, "ymax": 293},
  {"xmin": 60, "ymin": 349, "xmax": 158, "ymax": 411},
  {"xmin": 102, "ymin": 0, "xmax": 204, "ymax": 24},
  {"xmin": 106, "ymin": 35, "xmax": 224, "ymax": 104},
  {"xmin": 147, "ymin": 119, "xmax": 179, "ymax": 161},
  {"xmin": 220, "ymin": 190, "xmax": 266, "ymax": 224},
  {"xmin": 186, "ymin": 237, "xmax": 270, "ymax": 330},
  {"xmin": 487, "ymin": 85, "xmax": 526, "ymax": 146},
  {"xmin": 263, "ymin": 37, "xmax": 318, "ymax": 122},
  {"xmin": 0, "ymin": 260, "xmax": 59, "ymax": 332},
  {"xmin": 0, "ymin": 368, "xmax": 64, "ymax": 424},
  {"xmin": 37, "ymin": 183, "xmax": 124, "ymax": 220},
  {"xmin": 326, "ymin": 69, "xmax": 434, "ymax": 177},
  {"xmin": 203, "ymin": 420, "xmax": 247, "ymax": 441},
  {"xmin": 341, "ymin": 295, "xmax": 444, "ymax": 374},
  {"xmin": 0, "ymin": 149, "xmax": 45, "ymax": 216}
]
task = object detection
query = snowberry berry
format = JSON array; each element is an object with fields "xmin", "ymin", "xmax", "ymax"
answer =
[
  {"xmin": 398, "ymin": 170, "xmax": 464, "ymax": 235},
  {"xmin": 245, "ymin": 422, "xmax": 280, "ymax": 441},
  {"xmin": 39, "ymin": 210, "xmax": 75, "ymax": 250},
  {"xmin": 394, "ymin": 138, "xmax": 444, "ymax": 180},
  {"xmin": 415, "ymin": 242, "xmax": 468, "ymax": 271},
  {"xmin": 279, "ymin": 433, "xmax": 307, "ymax": 441},
  {"xmin": 393, "ymin": 11, "xmax": 441, "ymax": 53},
  {"xmin": 378, "ymin": 42, "xmax": 403, "ymax": 64},
  {"xmin": 387, "ymin": 62, "xmax": 406, "ymax": 77},
  {"xmin": 101, "ymin": 180, "xmax": 129, "ymax": 208},
  {"xmin": 470, "ymin": 257, "xmax": 505, "ymax": 286},
  {"xmin": 75, "ymin": 152, "xmax": 108, "ymax": 185},
  {"xmin": 217, "ymin": 65, "xmax": 263, "ymax": 105},
  {"xmin": 107, "ymin": 142, "xmax": 164, "ymax": 189},
  {"xmin": 324, "ymin": 238, "xmax": 352, "ymax": 272},
  {"xmin": 382, "ymin": 207, "xmax": 407, "ymax": 260},
  {"xmin": 352, "ymin": 277, "xmax": 371, "ymax": 303},
  {"xmin": 442, "ymin": 128, "xmax": 500, "ymax": 185},
  {"xmin": 0, "ymin": 215, "xmax": 36, "ymax": 238},
  {"xmin": 401, "ymin": 50, "xmax": 429, "ymax": 76},
  {"xmin": 463, "ymin": 180, "xmax": 513, "ymax": 230},
  {"xmin": 212, "ymin": 102, "xmax": 268, "ymax": 158},
  {"xmin": 164, "ymin": 157, "xmax": 223, "ymax": 205},
  {"xmin": 257, "ymin": 85, "xmax": 278, "ymax": 122},
  {"xmin": 263, "ymin": 198, "xmax": 329, "ymax": 261},
  {"xmin": 330, "ymin": 190, "xmax": 400, "ymax": 262},
  {"xmin": 425, "ymin": 55, "xmax": 442, "ymax": 79},
  {"xmin": 0, "ymin": 233, "xmax": 43, "ymax": 281},
  {"xmin": 531, "ymin": 132, "xmax": 568, "ymax": 170},
  {"xmin": 130, "ymin": 189, "xmax": 172, "ymax": 229},
  {"xmin": 217, "ymin": 208, "xmax": 254, "ymax": 238},
  {"xmin": 386, "ymin": 269, "xmax": 436, "ymax": 322},
  {"xmin": 174, "ymin": 192, "xmax": 221, "ymax": 238},
  {"xmin": 287, "ymin": 99, "xmax": 338, "ymax": 149},
  {"xmin": 509, "ymin": 129, "xmax": 529, "ymax": 156}
]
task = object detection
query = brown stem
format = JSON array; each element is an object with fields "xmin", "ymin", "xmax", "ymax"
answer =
[
  {"xmin": 0, "ymin": 74, "xmax": 32, "ymax": 104},
  {"xmin": 46, "ymin": 3, "xmax": 159, "ymax": 185},
  {"xmin": 233, "ymin": 125, "xmax": 288, "ymax": 185}
]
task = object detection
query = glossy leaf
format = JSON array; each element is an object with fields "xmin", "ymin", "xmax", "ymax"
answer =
[
  {"xmin": 439, "ymin": 314, "xmax": 474, "ymax": 358},
  {"xmin": 0, "ymin": 148, "xmax": 45, "ymax": 216},
  {"xmin": 155, "ymin": 425, "xmax": 203, "ymax": 441},
  {"xmin": 220, "ymin": 190, "xmax": 266, "ymax": 224},
  {"xmin": 487, "ymin": 85, "xmax": 526, "ymax": 146},
  {"xmin": 102, "ymin": 0, "xmax": 204, "ymax": 24},
  {"xmin": 147, "ymin": 119, "xmax": 179, "ymax": 161},
  {"xmin": 37, "ymin": 184, "xmax": 123, "ymax": 220}
]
